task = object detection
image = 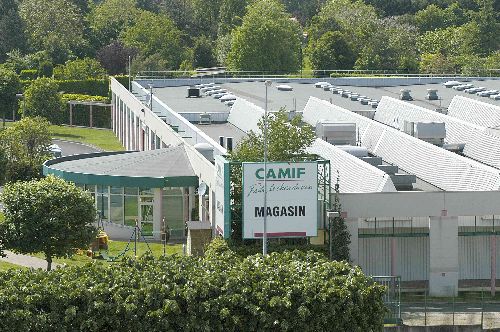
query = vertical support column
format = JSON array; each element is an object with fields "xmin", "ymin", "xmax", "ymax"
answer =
[
  {"xmin": 492, "ymin": 235, "xmax": 497, "ymax": 297},
  {"xmin": 391, "ymin": 237, "xmax": 397, "ymax": 277},
  {"xmin": 429, "ymin": 216, "xmax": 459, "ymax": 297},
  {"xmin": 346, "ymin": 218, "xmax": 359, "ymax": 265},
  {"xmin": 153, "ymin": 188, "xmax": 163, "ymax": 241},
  {"xmin": 183, "ymin": 188, "xmax": 190, "ymax": 223},
  {"xmin": 69, "ymin": 103, "xmax": 73, "ymax": 126},
  {"xmin": 89, "ymin": 104, "xmax": 93, "ymax": 128}
]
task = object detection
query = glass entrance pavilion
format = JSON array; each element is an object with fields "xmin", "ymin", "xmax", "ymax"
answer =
[{"xmin": 43, "ymin": 145, "xmax": 205, "ymax": 240}]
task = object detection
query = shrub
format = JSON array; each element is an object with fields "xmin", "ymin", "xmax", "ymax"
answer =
[
  {"xmin": 0, "ymin": 239, "xmax": 386, "ymax": 331},
  {"xmin": 23, "ymin": 78, "xmax": 64, "ymax": 124},
  {"xmin": 19, "ymin": 69, "xmax": 37, "ymax": 80},
  {"xmin": 22, "ymin": 79, "xmax": 110, "ymax": 96},
  {"xmin": 53, "ymin": 58, "xmax": 107, "ymax": 80}
]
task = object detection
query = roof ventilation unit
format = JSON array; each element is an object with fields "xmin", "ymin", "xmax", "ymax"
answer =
[
  {"xmin": 187, "ymin": 87, "xmax": 201, "ymax": 98},
  {"xmin": 404, "ymin": 121, "xmax": 446, "ymax": 146},
  {"xmin": 426, "ymin": 89, "xmax": 439, "ymax": 100},
  {"xmin": 442, "ymin": 143, "xmax": 465, "ymax": 155},
  {"xmin": 434, "ymin": 108, "xmax": 448, "ymax": 115},
  {"xmin": 315, "ymin": 121, "xmax": 356, "ymax": 145},
  {"xmin": 400, "ymin": 89, "xmax": 413, "ymax": 101}
]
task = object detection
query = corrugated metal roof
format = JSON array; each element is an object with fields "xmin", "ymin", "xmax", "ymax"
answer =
[
  {"xmin": 447, "ymin": 95, "xmax": 500, "ymax": 128},
  {"xmin": 307, "ymin": 139, "xmax": 396, "ymax": 193},
  {"xmin": 303, "ymin": 97, "xmax": 500, "ymax": 191}
]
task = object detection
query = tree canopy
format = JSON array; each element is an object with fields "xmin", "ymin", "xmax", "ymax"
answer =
[
  {"xmin": 0, "ymin": 117, "xmax": 52, "ymax": 184},
  {"xmin": 227, "ymin": 0, "xmax": 302, "ymax": 73},
  {"xmin": 23, "ymin": 78, "xmax": 63, "ymax": 124},
  {"xmin": 1, "ymin": 175, "xmax": 97, "ymax": 270},
  {"xmin": 0, "ymin": 67, "xmax": 21, "ymax": 123}
]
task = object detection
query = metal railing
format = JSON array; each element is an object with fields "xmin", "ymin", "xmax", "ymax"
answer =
[{"xmin": 372, "ymin": 276, "xmax": 402, "ymax": 325}]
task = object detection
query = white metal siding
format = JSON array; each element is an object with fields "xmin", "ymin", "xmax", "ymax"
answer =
[{"xmin": 448, "ymin": 96, "xmax": 500, "ymax": 128}]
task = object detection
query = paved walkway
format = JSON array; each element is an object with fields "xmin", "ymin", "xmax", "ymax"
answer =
[{"xmin": 0, "ymin": 250, "xmax": 60, "ymax": 270}]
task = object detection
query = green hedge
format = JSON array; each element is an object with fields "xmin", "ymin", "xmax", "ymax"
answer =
[
  {"xmin": 22, "ymin": 79, "xmax": 109, "ymax": 97},
  {"xmin": 0, "ymin": 239, "xmax": 386, "ymax": 331},
  {"xmin": 61, "ymin": 94, "xmax": 111, "ymax": 128}
]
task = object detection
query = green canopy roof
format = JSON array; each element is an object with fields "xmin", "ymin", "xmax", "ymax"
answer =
[{"xmin": 43, "ymin": 145, "xmax": 199, "ymax": 188}]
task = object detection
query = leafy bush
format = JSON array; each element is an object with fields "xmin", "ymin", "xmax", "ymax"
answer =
[
  {"xmin": 0, "ymin": 239, "xmax": 386, "ymax": 331},
  {"xmin": 19, "ymin": 69, "xmax": 37, "ymax": 80},
  {"xmin": 22, "ymin": 79, "xmax": 110, "ymax": 96},
  {"xmin": 23, "ymin": 78, "xmax": 64, "ymax": 124},
  {"xmin": 53, "ymin": 58, "xmax": 107, "ymax": 80},
  {"xmin": 61, "ymin": 94, "xmax": 111, "ymax": 128}
]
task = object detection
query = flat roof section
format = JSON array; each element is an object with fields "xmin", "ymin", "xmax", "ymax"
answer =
[
  {"xmin": 195, "ymin": 123, "xmax": 247, "ymax": 147},
  {"xmin": 216, "ymin": 79, "xmax": 499, "ymax": 112},
  {"xmin": 154, "ymin": 86, "xmax": 230, "ymax": 113}
]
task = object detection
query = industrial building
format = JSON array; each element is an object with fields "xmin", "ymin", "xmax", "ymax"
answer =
[{"xmin": 48, "ymin": 75, "xmax": 500, "ymax": 296}]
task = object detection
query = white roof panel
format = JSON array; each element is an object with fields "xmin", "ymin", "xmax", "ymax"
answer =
[
  {"xmin": 447, "ymin": 95, "xmax": 500, "ymax": 128},
  {"xmin": 303, "ymin": 97, "xmax": 500, "ymax": 191}
]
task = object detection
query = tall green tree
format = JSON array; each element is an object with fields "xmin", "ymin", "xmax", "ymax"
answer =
[
  {"xmin": 1, "ymin": 175, "xmax": 97, "ymax": 270},
  {"xmin": 0, "ymin": 0, "xmax": 26, "ymax": 63},
  {"xmin": 0, "ymin": 117, "xmax": 52, "ymax": 184},
  {"xmin": 88, "ymin": 0, "xmax": 141, "ymax": 48},
  {"xmin": 414, "ymin": 3, "xmax": 467, "ymax": 32},
  {"xmin": 329, "ymin": 175, "xmax": 350, "ymax": 261},
  {"xmin": 227, "ymin": 0, "xmax": 302, "ymax": 73},
  {"xmin": 19, "ymin": 0, "xmax": 86, "ymax": 64},
  {"xmin": 217, "ymin": 0, "xmax": 249, "ymax": 35},
  {"xmin": 121, "ymin": 11, "xmax": 185, "ymax": 70},
  {"xmin": 0, "ymin": 67, "xmax": 21, "ymax": 125},
  {"xmin": 473, "ymin": 0, "xmax": 500, "ymax": 55},
  {"xmin": 308, "ymin": 31, "xmax": 354, "ymax": 71},
  {"xmin": 23, "ymin": 78, "xmax": 64, "ymax": 124}
]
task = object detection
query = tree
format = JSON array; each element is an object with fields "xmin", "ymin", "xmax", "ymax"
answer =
[
  {"xmin": 23, "ymin": 78, "xmax": 64, "ymax": 124},
  {"xmin": 1, "ymin": 175, "xmax": 97, "ymax": 270},
  {"xmin": 414, "ymin": 3, "xmax": 467, "ymax": 32},
  {"xmin": 19, "ymin": 0, "xmax": 86, "ymax": 64},
  {"xmin": 308, "ymin": 31, "xmax": 354, "ymax": 70},
  {"xmin": 329, "ymin": 174, "xmax": 350, "ymax": 261},
  {"xmin": 417, "ymin": 23, "xmax": 480, "ymax": 57},
  {"xmin": 53, "ymin": 58, "xmax": 107, "ymax": 80},
  {"xmin": 0, "ymin": 0, "xmax": 26, "ymax": 63},
  {"xmin": 191, "ymin": 0, "xmax": 222, "ymax": 38},
  {"xmin": 227, "ymin": 0, "xmax": 302, "ymax": 73},
  {"xmin": 0, "ymin": 67, "xmax": 21, "ymax": 125},
  {"xmin": 121, "ymin": 11, "xmax": 185, "ymax": 70},
  {"xmin": 96, "ymin": 41, "xmax": 137, "ymax": 75},
  {"xmin": 217, "ymin": 0, "xmax": 249, "ymax": 35},
  {"xmin": 88, "ymin": 0, "xmax": 141, "ymax": 47},
  {"xmin": 229, "ymin": 110, "xmax": 316, "ymax": 162},
  {"xmin": 192, "ymin": 36, "xmax": 217, "ymax": 68},
  {"xmin": 473, "ymin": 0, "xmax": 500, "ymax": 55},
  {"xmin": 0, "ymin": 117, "xmax": 52, "ymax": 184}
]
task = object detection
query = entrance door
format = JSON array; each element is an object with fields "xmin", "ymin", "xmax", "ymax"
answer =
[{"xmin": 139, "ymin": 203, "xmax": 154, "ymax": 236}]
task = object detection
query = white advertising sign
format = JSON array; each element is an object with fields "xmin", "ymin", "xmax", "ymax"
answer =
[{"xmin": 242, "ymin": 162, "xmax": 318, "ymax": 239}]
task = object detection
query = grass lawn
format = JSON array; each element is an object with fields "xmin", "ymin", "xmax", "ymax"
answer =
[
  {"xmin": 31, "ymin": 240, "xmax": 183, "ymax": 267},
  {"xmin": 1, "ymin": 122, "xmax": 124, "ymax": 152},
  {"xmin": 0, "ymin": 260, "xmax": 26, "ymax": 271},
  {"xmin": 50, "ymin": 125, "xmax": 124, "ymax": 151},
  {"xmin": 0, "ymin": 212, "xmax": 4, "ymax": 222}
]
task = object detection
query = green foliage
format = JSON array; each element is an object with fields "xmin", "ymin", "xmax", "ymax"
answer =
[
  {"xmin": 308, "ymin": 31, "xmax": 354, "ymax": 70},
  {"xmin": 192, "ymin": 35, "xmax": 217, "ymax": 68},
  {"xmin": 19, "ymin": 0, "xmax": 86, "ymax": 64},
  {"xmin": 88, "ymin": 0, "xmax": 141, "ymax": 47},
  {"xmin": 419, "ymin": 53, "xmax": 457, "ymax": 74},
  {"xmin": 21, "ymin": 79, "xmax": 110, "ymax": 97},
  {"xmin": 329, "ymin": 176, "xmax": 350, "ymax": 261},
  {"xmin": 218, "ymin": 0, "xmax": 248, "ymax": 35},
  {"xmin": 0, "ymin": 175, "xmax": 97, "ymax": 270},
  {"xmin": 53, "ymin": 58, "xmax": 107, "ymax": 80},
  {"xmin": 0, "ymin": 117, "xmax": 52, "ymax": 184},
  {"xmin": 0, "ymin": 0, "xmax": 26, "ymax": 63},
  {"xmin": 23, "ymin": 78, "xmax": 64, "ymax": 124},
  {"xmin": 19, "ymin": 69, "xmax": 37, "ymax": 80},
  {"xmin": 0, "ymin": 240, "xmax": 386, "ymax": 330},
  {"xmin": 121, "ymin": 11, "xmax": 185, "ymax": 70},
  {"xmin": 227, "ymin": 0, "xmax": 302, "ymax": 73},
  {"xmin": 414, "ymin": 3, "xmax": 467, "ymax": 32},
  {"xmin": 0, "ymin": 67, "xmax": 21, "ymax": 120},
  {"xmin": 417, "ymin": 23, "xmax": 481, "ymax": 57}
]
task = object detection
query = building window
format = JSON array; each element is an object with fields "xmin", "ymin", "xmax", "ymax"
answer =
[{"xmin": 163, "ymin": 188, "xmax": 186, "ymax": 239}]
